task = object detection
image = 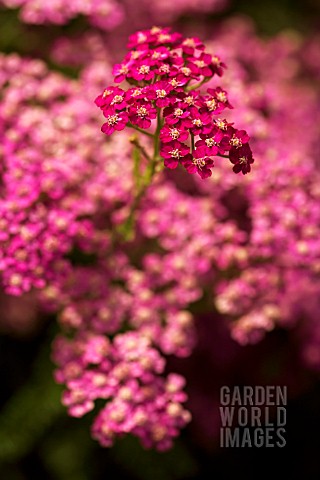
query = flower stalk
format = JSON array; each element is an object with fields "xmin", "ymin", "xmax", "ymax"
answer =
[{"xmin": 95, "ymin": 26, "xmax": 254, "ymax": 240}]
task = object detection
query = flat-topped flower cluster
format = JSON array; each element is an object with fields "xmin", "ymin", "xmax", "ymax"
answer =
[{"xmin": 95, "ymin": 27, "xmax": 254, "ymax": 178}]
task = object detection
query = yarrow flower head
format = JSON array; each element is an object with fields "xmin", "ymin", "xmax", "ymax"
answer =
[{"xmin": 95, "ymin": 26, "xmax": 254, "ymax": 180}]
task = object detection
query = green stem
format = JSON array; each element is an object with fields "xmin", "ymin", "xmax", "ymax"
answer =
[
  {"xmin": 186, "ymin": 78, "xmax": 209, "ymax": 92},
  {"xmin": 133, "ymin": 142, "xmax": 141, "ymax": 190},
  {"xmin": 130, "ymin": 135, "xmax": 152, "ymax": 162},
  {"xmin": 117, "ymin": 109, "xmax": 163, "ymax": 241},
  {"xmin": 127, "ymin": 123, "xmax": 154, "ymax": 138},
  {"xmin": 145, "ymin": 108, "xmax": 162, "ymax": 183}
]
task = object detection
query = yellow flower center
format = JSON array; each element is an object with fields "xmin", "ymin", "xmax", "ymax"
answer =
[
  {"xmin": 137, "ymin": 107, "xmax": 148, "ymax": 117},
  {"xmin": 151, "ymin": 26, "xmax": 161, "ymax": 34},
  {"xmin": 170, "ymin": 149, "xmax": 181, "ymax": 158},
  {"xmin": 158, "ymin": 34, "xmax": 171, "ymax": 43},
  {"xmin": 170, "ymin": 128, "xmax": 180, "ymax": 139},
  {"xmin": 131, "ymin": 51, "xmax": 142, "ymax": 59},
  {"xmin": 230, "ymin": 136, "xmax": 242, "ymax": 148},
  {"xmin": 193, "ymin": 119, "xmax": 202, "ymax": 127},
  {"xmin": 185, "ymin": 96, "xmax": 194, "ymax": 105},
  {"xmin": 132, "ymin": 88, "xmax": 142, "ymax": 97},
  {"xmin": 174, "ymin": 108, "xmax": 183, "ymax": 117},
  {"xmin": 139, "ymin": 65, "xmax": 150, "ymax": 74},
  {"xmin": 215, "ymin": 119, "xmax": 227, "ymax": 130},
  {"xmin": 170, "ymin": 79, "xmax": 179, "ymax": 87},
  {"xmin": 206, "ymin": 99, "xmax": 217, "ymax": 111},
  {"xmin": 180, "ymin": 67, "xmax": 191, "ymax": 76},
  {"xmin": 156, "ymin": 89, "xmax": 167, "ymax": 98},
  {"xmin": 137, "ymin": 33, "xmax": 147, "ymax": 43},
  {"xmin": 239, "ymin": 156, "xmax": 248, "ymax": 164},
  {"xmin": 205, "ymin": 138, "xmax": 217, "ymax": 147},
  {"xmin": 107, "ymin": 114, "xmax": 119, "ymax": 125},
  {"xmin": 102, "ymin": 89, "xmax": 112, "ymax": 98},
  {"xmin": 111, "ymin": 95, "xmax": 124, "ymax": 104},
  {"xmin": 160, "ymin": 65, "xmax": 170, "ymax": 73},
  {"xmin": 195, "ymin": 60, "xmax": 206, "ymax": 68},
  {"xmin": 183, "ymin": 38, "xmax": 196, "ymax": 47},
  {"xmin": 216, "ymin": 91, "xmax": 227, "ymax": 103},
  {"xmin": 193, "ymin": 157, "xmax": 206, "ymax": 168}
]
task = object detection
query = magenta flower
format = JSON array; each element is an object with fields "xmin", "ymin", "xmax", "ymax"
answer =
[
  {"xmin": 160, "ymin": 141, "xmax": 190, "ymax": 169},
  {"xmin": 131, "ymin": 61, "xmax": 155, "ymax": 82},
  {"xmin": 95, "ymin": 88, "xmax": 114, "ymax": 108},
  {"xmin": 208, "ymin": 87, "xmax": 233, "ymax": 110},
  {"xmin": 210, "ymin": 54, "xmax": 227, "ymax": 77},
  {"xmin": 192, "ymin": 52, "xmax": 216, "ymax": 78},
  {"xmin": 125, "ymin": 87, "xmax": 149, "ymax": 103},
  {"xmin": 150, "ymin": 81, "xmax": 174, "ymax": 108},
  {"xmin": 156, "ymin": 63, "xmax": 171, "ymax": 76},
  {"xmin": 167, "ymin": 76, "xmax": 189, "ymax": 88},
  {"xmin": 126, "ymin": 48, "xmax": 148, "ymax": 63},
  {"xmin": 176, "ymin": 63, "xmax": 199, "ymax": 82},
  {"xmin": 95, "ymin": 86, "xmax": 127, "ymax": 111},
  {"xmin": 176, "ymin": 90, "xmax": 199, "ymax": 108},
  {"xmin": 127, "ymin": 30, "xmax": 151, "ymax": 49},
  {"xmin": 163, "ymin": 104, "xmax": 191, "ymax": 126},
  {"xmin": 198, "ymin": 88, "xmax": 231, "ymax": 116},
  {"xmin": 229, "ymin": 144, "xmax": 254, "ymax": 174},
  {"xmin": 160, "ymin": 125, "xmax": 189, "ymax": 143},
  {"xmin": 101, "ymin": 111, "xmax": 129, "ymax": 135},
  {"xmin": 196, "ymin": 128, "xmax": 225, "ymax": 156},
  {"xmin": 150, "ymin": 46, "xmax": 171, "ymax": 63},
  {"xmin": 128, "ymin": 102, "xmax": 157, "ymax": 129},
  {"xmin": 189, "ymin": 107, "xmax": 212, "ymax": 135},
  {"xmin": 127, "ymin": 26, "xmax": 181, "ymax": 50},
  {"xmin": 181, "ymin": 37, "xmax": 205, "ymax": 56},
  {"xmin": 213, "ymin": 118, "xmax": 234, "ymax": 131},
  {"xmin": 154, "ymin": 30, "xmax": 182, "ymax": 48},
  {"xmin": 182, "ymin": 147, "xmax": 214, "ymax": 179},
  {"xmin": 112, "ymin": 62, "xmax": 131, "ymax": 83},
  {"xmin": 228, "ymin": 129, "xmax": 250, "ymax": 149}
]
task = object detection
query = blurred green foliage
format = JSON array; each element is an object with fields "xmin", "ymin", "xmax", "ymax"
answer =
[
  {"xmin": 0, "ymin": 339, "xmax": 63, "ymax": 465},
  {"xmin": 233, "ymin": 0, "xmax": 320, "ymax": 34}
]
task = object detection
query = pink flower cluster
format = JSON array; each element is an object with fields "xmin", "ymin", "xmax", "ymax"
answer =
[
  {"xmin": 204, "ymin": 18, "xmax": 320, "ymax": 358},
  {"xmin": 0, "ymin": 0, "xmax": 228, "ymax": 29},
  {"xmin": 54, "ymin": 332, "xmax": 190, "ymax": 450},
  {"xmin": 144, "ymin": 0, "xmax": 228, "ymax": 22},
  {"xmin": 0, "ymin": 53, "xmax": 131, "ymax": 295},
  {"xmin": 0, "ymin": 0, "xmax": 124, "ymax": 30},
  {"xmin": 95, "ymin": 27, "xmax": 254, "ymax": 178}
]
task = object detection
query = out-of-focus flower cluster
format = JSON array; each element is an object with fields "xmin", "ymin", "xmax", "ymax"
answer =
[
  {"xmin": 54, "ymin": 332, "xmax": 190, "ymax": 450},
  {"xmin": 144, "ymin": 0, "xmax": 227, "ymax": 22},
  {"xmin": 95, "ymin": 27, "xmax": 254, "ymax": 178},
  {"xmin": 0, "ymin": 53, "xmax": 130, "ymax": 296},
  {"xmin": 0, "ymin": 16, "xmax": 320, "ymax": 451},
  {"xmin": 0, "ymin": 0, "xmax": 124, "ymax": 30},
  {"xmin": 204, "ymin": 19, "xmax": 320, "ymax": 359},
  {"xmin": 0, "ymin": 0, "xmax": 228, "ymax": 29}
]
